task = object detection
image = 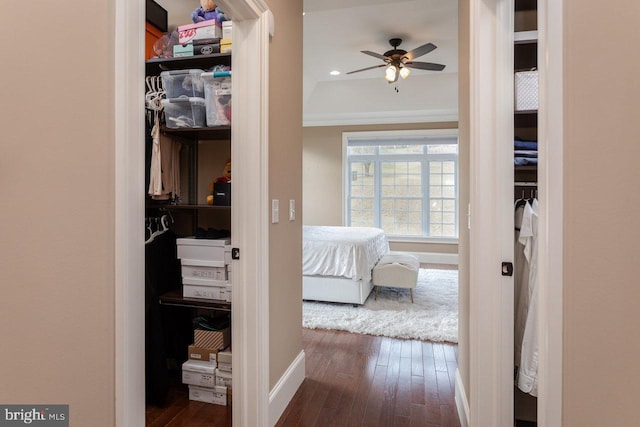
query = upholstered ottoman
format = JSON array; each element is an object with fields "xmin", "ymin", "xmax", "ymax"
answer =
[{"xmin": 372, "ymin": 252, "xmax": 420, "ymax": 302}]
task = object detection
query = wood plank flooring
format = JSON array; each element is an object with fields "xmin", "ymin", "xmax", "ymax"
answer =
[
  {"xmin": 145, "ymin": 371, "xmax": 232, "ymax": 426},
  {"xmin": 276, "ymin": 328, "xmax": 461, "ymax": 427}
]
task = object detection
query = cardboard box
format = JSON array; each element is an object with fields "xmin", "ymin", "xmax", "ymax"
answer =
[
  {"xmin": 222, "ymin": 21, "xmax": 232, "ymax": 39},
  {"xmin": 178, "ymin": 20, "xmax": 222, "ymax": 45},
  {"xmin": 173, "ymin": 44, "xmax": 194, "ymax": 57},
  {"xmin": 182, "ymin": 360, "xmax": 215, "ymax": 387},
  {"xmin": 189, "ymin": 385, "xmax": 227, "ymax": 405},
  {"xmin": 217, "ymin": 362, "xmax": 232, "ymax": 373},
  {"xmin": 183, "ymin": 279, "xmax": 230, "ymax": 300},
  {"xmin": 218, "ymin": 350, "xmax": 232, "ymax": 365},
  {"xmin": 215, "ymin": 368, "xmax": 232, "ymax": 387},
  {"xmin": 188, "ymin": 344, "xmax": 219, "ymax": 365},
  {"xmin": 181, "ymin": 259, "xmax": 227, "ymax": 280},
  {"xmin": 177, "ymin": 237, "xmax": 231, "ymax": 262},
  {"xmin": 194, "ymin": 43, "xmax": 221, "ymax": 56},
  {"xmin": 194, "ymin": 328, "xmax": 230, "ymax": 350},
  {"xmin": 217, "ymin": 350, "xmax": 232, "ymax": 373}
]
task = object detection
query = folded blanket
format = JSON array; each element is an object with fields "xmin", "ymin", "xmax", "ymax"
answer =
[
  {"xmin": 515, "ymin": 157, "xmax": 538, "ymax": 166},
  {"xmin": 514, "ymin": 139, "xmax": 538, "ymax": 150}
]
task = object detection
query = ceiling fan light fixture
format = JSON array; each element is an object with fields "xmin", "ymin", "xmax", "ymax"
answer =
[
  {"xmin": 385, "ymin": 64, "xmax": 398, "ymax": 83},
  {"xmin": 399, "ymin": 66, "xmax": 411, "ymax": 79}
]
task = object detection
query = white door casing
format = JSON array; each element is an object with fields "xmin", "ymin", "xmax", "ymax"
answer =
[
  {"xmin": 467, "ymin": 0, "xmax": 563, "ymax": 426},
  {"xmin": 114, "ymin": 0, "xmax": 273, "ymax": 425},
  {"xmin": 468, "ymin": 0, "xmax": 515, "ymax": 425}
]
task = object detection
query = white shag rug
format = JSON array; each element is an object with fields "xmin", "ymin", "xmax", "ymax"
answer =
[{"xmin": 303, "ymin": 268, "xmax": 458, "ymax": 343}]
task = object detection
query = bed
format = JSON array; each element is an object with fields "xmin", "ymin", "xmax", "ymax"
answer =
[{"xmin": 302, "ymin": 225, "xmax": 389, "ymax": 304}]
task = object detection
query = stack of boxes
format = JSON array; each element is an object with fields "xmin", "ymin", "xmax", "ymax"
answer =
[
  {"xmin": 177, "ymin": 237, "xmax": 232, "ymax": 301},
  {"xmin": 175, "ymin": 19, "xmax": 225, "ymax": 57},
  {"xmin": 172, "ymin": 19, "xmax": 232, "ymax": 58},
  {"xmin": 182, "ymin": 328, "xmax": 232, "ymax": 405},
  {"xmin": 221, "ymin": 21, "xmax": 233, "ymax": 53},
  {"xmin": 176, "ymin": 236, "xmax": 233, "ymax": 404}
]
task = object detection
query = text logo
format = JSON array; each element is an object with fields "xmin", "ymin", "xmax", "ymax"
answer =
[{"xmin": 0, "ymin": 406, "xmax": 68, "ymax": 426}]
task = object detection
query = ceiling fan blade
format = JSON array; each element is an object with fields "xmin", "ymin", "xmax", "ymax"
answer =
[
  {"xmin": 346, "ymin": 64, "xmax": 386, "ymax": 75},
  {"xmin": 361, "ymin": 50, "xmax": 388, "ymax": 61},
  {"xmin": 403, "ymin": 42, "xmax": 437, "ymax": 60},
  {"xmin": 404, "ymin": 61, "xmax": 446, "ymax": 71}
]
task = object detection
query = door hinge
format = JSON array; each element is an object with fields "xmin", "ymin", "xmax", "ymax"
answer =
[{"xmin": 231, "ymin": 247, "xmax": 240, "ymax": 260}]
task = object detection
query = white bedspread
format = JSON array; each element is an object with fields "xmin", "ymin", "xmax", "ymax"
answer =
[{"xmin": 302, "ymin": 226, "xmax": 389, "ymax": 282}]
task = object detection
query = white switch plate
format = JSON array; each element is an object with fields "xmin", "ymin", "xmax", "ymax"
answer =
[
  {"xmin": 272, "ymin": 199, "xmax": 279, "ymax": 223},
  {"xmin": 289, "ymin": 199, "xmax": 295, "ymax": 221}
]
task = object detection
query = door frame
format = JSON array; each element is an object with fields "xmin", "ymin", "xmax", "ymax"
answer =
[
  {"xmin": 114, "ymin": 0, "xmax": 563, "ymax": 425},
  {"xmin": 467, "ymin": 0, "xmax": 563, "ymax": 426},
  {"xmin": 114, "ymin": 0, "xmax": 273, "ymax": 425}
]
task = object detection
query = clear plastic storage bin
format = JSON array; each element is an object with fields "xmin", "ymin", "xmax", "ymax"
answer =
[
  {"xmin": 202, "ymin": 72, "xmax": 232, "ymax": 126},
  {"xmin": 162, "ymin": 97, "xmax": 207, "ymax": 128},
  {"xmin": 160, "ymin": 69, "xmax": 205, "ymax": 99}
]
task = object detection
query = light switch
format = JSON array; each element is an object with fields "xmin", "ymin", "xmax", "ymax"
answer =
[
  {"xmin": 272, "ymin": 199, "xmax": 279, "ymax": 224},
  {"xmin": 289, "ymin": 199, "xmax": 295, "ymax": 221}
]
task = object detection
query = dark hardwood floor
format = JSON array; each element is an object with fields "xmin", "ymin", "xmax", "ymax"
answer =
[
  {"xmin": 276, "ymin": 328, "xmax": 461, "ymax": 427},
  {"xmin": 146, "ymin": 371, "xmax": 232, "ymax": 426}
]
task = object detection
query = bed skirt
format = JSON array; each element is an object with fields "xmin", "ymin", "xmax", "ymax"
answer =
[{"xmin": 302, "ymin": 275, "xmax": 373, "ymax": 305}]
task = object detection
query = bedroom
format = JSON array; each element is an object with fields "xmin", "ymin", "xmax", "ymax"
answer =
[{"xmin": 300, "ymin": 0, "xmax": 459, "ymax": 338}]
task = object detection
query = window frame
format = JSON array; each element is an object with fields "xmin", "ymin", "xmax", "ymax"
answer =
[{"xmin": 342, "ymin": 129, "xmax": 459, "ymax": 243}]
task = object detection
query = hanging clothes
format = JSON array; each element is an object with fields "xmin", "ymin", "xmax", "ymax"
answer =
[
  {"xmin": 145, "ymin": 227, "xmax": 190, "ymax": 405},
  {"xmin": 148, "ymin": 131, "xmax": 182, "ymax": 201},
  {"xmin": 148, "ymin": 111, "xmax": 163, "ymax": 197},
  {"xmin": 515, "ymin": 198, "xmax": 539, "ymax": 396}
]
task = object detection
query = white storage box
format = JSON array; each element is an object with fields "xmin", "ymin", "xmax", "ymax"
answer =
[
  {"xmin": 161, "ymin": 97, "xmax": 207, "ymax": 128},
  {"xmin": 160, "ymin": 69, "xmax": 205, "ymax": 99},
  {"xmin": 217, "ymin": 350, "xmax": 232, "ymax": 372},
  {"xmin": 222, "ymin": 21, "xmax": 232, "ymax": 39},
  {"xmin": 183, "ymin": 277, "xmax": 230, "ymax": 300},
  {"xmin": 181, "ymin": 259, "xmax": 227, "ymax": 281},
  {"xmin": 176, "ymin": 237, "xmax": 231, "ymax": 262},
  {"xmin": 215, "ymin": 368, "xmax": 232, "ymax": 388},
  {"xmin": 178, "ymin": 20, "xmax": 222, "ymax": 44},
  {"xmin": 202, "ymin": 72, "xmax": 232, "ymax": 127},
  {"xmin": 182, "ymin": 360, "xmax": 215, "ymax": 387},
  {"xmin": 189, "ymin": 385, "xmax": 227, "ymax": 405},
  {"xmin": 515, "ymin": 70, "xmax": 539, "ymax": 111}
]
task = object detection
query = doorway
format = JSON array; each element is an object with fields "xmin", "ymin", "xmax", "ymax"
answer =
[{"xmin": 114, "ymin": 0, "xmax": 564, "ymax": 425}]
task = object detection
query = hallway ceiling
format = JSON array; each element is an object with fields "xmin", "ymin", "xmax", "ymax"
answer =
[{"xmin": 303, "ymin": 0, "xmax": 459, "ymax": 126}]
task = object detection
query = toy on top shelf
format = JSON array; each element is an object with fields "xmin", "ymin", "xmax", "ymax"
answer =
[{"xmin": 191, "ymin": 0, "xmax": 229, "ymax": 24}]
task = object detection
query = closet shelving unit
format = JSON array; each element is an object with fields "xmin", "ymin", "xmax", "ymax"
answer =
[
  {"xmin": 514, "ymin": 1, "xmax": 538, "ymax": 425},
  {"xmin": 146, "ymin": 52, "xmax": 233, "ymax": 311},
  {"xmin": 514, "ymin": 0, "xmax": 538, "ymax": 195}
]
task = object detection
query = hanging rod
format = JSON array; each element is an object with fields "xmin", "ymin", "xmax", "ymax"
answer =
[{"xmin": 514, "ymin": 181, "xmax": 537, "ymax": 187}]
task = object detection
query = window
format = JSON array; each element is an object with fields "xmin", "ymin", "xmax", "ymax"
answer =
[{"xmin": 344, "ymin": 130, "xmax": 458, "ymax": 240}]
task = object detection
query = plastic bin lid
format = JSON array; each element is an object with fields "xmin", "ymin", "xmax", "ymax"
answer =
[
  {"xmin": 201, "ymin": 71, "xmax": 232, "ymax": 79},
  {"xmin": 161, "ymin": 97, "xmax": 206, "ymax": 105},
  {"xmin": 160, "ymin": 68, "xmax": 205, "ymax": 76}
]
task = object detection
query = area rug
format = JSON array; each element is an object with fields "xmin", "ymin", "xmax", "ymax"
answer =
[{"xmin": 303, "ymin": 268, "xmax": 458, "ymax": 343}]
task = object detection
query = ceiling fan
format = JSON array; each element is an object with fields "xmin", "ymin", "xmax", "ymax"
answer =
[{"xmin": 346, "ymin": 38, "xmax": 446, "ymax": 83}]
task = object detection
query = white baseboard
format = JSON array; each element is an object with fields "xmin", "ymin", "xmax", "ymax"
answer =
[
  {"xmin": 391, "ymin": 251, "xmax": 459, "ymax": 265},
  {"xmin": 455, "ymin": 368, "xmax": 470, "ymax": 427},
  {"xmin": 269, "ymin": 350, "xmax": 306, "ymax": 426}
]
